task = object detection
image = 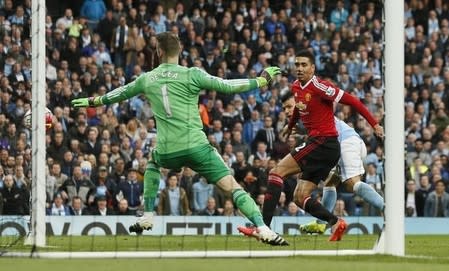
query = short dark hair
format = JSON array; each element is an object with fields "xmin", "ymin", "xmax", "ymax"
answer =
[
  {"xmin": 156, "ymin": 32, "xmax": 181, "ymax": 57},
  {"xmin": 297, "ymin": 49, "xmax": 315, "ymax": 65},
  {"xmin": 280, "ymin": 92, "xmax": 294, "ymax": 103}
]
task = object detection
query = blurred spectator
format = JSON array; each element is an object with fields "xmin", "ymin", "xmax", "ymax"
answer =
[
  {"xmin": 408, "ymin": 157, "xmax": 429, "ymax": 186},
  {"xmin": 97, "ymin": 10, "xmax": 116, "ymax": 49},
  {"xmin": 405, "ymin": 179, "xmax": 418, "ymax": 217},
  {"xmin": 116, "ymin": 198, "xmax": 132, "ymax": 215},
  {"xmin": 197, "ymin": 197, "xmax": 221, "ymax": 216},
  {"xmin": 0, "ymin": 174, "xmax": 28, "ymax": 215},
  {"xmin": 252, "ymin": 116, "xmax": 276, "ymax": 154},
  {"xmin": 192, "ymin": 176, "xmax": 213, "ymax": 213},
  {"xmin": 157, "ymin": 172, "xmax": 191, "ymax": 216},
  {"xmin": 406, "ymin": 139, "xmax": 432, "ymax": 167},
  {"xmin": 333, "ymin": 199, "xmax": 349, "ymax": 217},
  {"xmin": 56, "ymin": 9, "xmax": 74, "ymax": 30},
  {"xmin": 222, "ymin": 198, "xmax": 238, "ymax": 216},
  {"xmin": 80, "ymin": 0, "xmax": 106, "ymax": 30},
  {"xmin": 179, "ymin": 167, "xmax": 196, "ymax": 210},
  {"xmin": 69, "ymin": 195, "xmax": 90, "ymax": 215},
  {"xmin": 365, "ymin": 163, "xmax": 382, "ymax": 192},
  {"xmin": 90, "ymin": 195, "xmax": 115, "ymax": 215},
  {"xmin": 46, "ymin": 192, "xmax": 71, "ymax": 216},
  {"xmin": 273, "ymin": 191, "xmax": 288, "ymax": 216},
  {"xmin": 60, "ymin": 164, "xmax": 96, "ymax": 207},
  {"xmin": 243, "ymin": 110, "xmax": 263, "ymax": 144},
  {"xmin": 94, "ymin": 165, "xmax": 116, "ymax": 208},
  {"xmin": 123, "ymin": 25, "xmax": 145, "ymax": 77},
  {"xmin": 112, "ymin": 15, "xmax": 128, "ymax": 68},
  {"xmin": 416, "ymin": 174, "xmax": 433, "ymax": 216},
  {"xmin": 282, "ymin": 201, "xmax": 304, "ymax": 216},
  {"xmin": 116, "ymin": 167, "xmax": 142, "ymax": 212},
  {"xmin": 424, "ymin": 180, "xmax": 449, "ymax": 217}
]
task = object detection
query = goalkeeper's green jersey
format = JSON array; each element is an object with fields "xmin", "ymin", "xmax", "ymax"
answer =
[{"xmin": 100, "ymin": 63, "xmax": 260, "ymax": 154}]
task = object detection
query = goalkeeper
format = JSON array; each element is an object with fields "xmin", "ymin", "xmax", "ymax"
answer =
[{"xmin": 72, "ymin": 31, "xmax": 288, "ymax": 246}]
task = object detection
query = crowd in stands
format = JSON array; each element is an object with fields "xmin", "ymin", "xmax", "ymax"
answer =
[{"xmin": 0, "ymin": 0, "xmax": 449, "ymax": 218}]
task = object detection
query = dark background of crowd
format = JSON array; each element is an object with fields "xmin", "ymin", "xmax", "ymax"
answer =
[{"xmin": 0, "ymin": 0, "xmax": 448, "ymax": 218}]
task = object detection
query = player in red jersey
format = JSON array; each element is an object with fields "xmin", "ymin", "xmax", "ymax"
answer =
[{"xmin": 239, "ymin": 50, "xmax": 384, "ymax": 241}]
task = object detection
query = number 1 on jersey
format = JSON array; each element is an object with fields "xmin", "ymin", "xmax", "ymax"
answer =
[{"xmin": 161, "ymin": 84, "xmax": 172, "ymax": 117}]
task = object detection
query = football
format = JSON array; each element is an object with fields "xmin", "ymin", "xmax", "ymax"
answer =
[{"xmin": 23, "ymin": 107, "xmax": 54, "ymax": 131}]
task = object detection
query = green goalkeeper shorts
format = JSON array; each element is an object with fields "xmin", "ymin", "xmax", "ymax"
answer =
[{"xmin": 151, "ymin": 144, "xmax": 230, "ymax": 184}]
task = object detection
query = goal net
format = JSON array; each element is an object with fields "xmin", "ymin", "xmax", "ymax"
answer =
[{"xmin": 1, "ymin": 0, "xmax": 401, "ymax": 258}]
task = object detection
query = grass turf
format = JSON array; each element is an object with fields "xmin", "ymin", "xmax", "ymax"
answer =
[{"xmin": 1, "ymin": 235, "xmax": 448, "ymax": 271}]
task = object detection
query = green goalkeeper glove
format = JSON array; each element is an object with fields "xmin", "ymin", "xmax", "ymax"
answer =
[
  {"xmin": 71, "ymin": 97, "xmax": 103, "ymax": 108},
  {"xmin": 256, "ymin": 66, "xmax": 281, "ymax": 88}
]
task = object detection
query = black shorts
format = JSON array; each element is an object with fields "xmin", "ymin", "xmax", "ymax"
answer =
[{"xmin": 290, "ymin": 136, "xmax": 340, "ymax": 185}]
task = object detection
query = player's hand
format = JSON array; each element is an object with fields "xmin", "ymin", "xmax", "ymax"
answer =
[
  {"xmin": 72, "ymin": 97, "xmax": 103, "ymax": 107},
  {"xmin": 260, "ymin": 66, "xmax": 281, "ymax": 86},
  {"xmin": 281, "ymin": 125, "xmax": 292, "ymax": 138},
  {"xmin": 71, "ymin": 98, "xmax": 89, "ymax": 108},
  {"xmin": 373, "ymin": 124, "xmax": 384, "ymax": 139}
]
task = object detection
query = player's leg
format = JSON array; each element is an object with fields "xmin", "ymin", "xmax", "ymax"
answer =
[
  {"xmin": 129, "ymin": 150, "xmax": 161, "ymax": 234},
  {"xmin": 263, "ymin": 153, "xmax": 301, "ymax": 227},
  {"xmin": 295, "ymin": 136, "xmax": 347, "ymax": 241},
  {"xmin": 294, "ymin": 180, "xmax": 347, "ymax": 241},
  {"xmin": 191, "ymin": 145, "xmax": 288, "ymax": 246},
  {"xmin": 216, "ymin": 175, "xmax": 288, "ymax": 245},
  {"xmin": 299, "ymin": 170, "xmax": 339, "ymax": 234},
  {"xmin": 322, "ymin": 168, "xmax": 340, "ymax": 213},
  {"xmin": 294, "ymin": 180, "xmax": 339, "ymax": 227},
  {"xmin": 344, "ymin": 176, "xmax": 385, "ymax": 212},
  {"xmin": 341, "ymin": 136, "xmax": 384, "ymax": 213}
]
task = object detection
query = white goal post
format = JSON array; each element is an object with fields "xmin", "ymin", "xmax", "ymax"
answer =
[
  {"xmin": 384, "ymin": 0, "xmax": 405, "ymax": 256},
  {"xmin": 25, "ymin": 0, "xmax": 47, "ymax": 247},
  {"xmin": 21, "ymin": 0, "xmax": 404, "ymax": 257}
]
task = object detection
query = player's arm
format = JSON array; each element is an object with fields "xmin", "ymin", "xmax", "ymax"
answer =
[
  {"xmin": 282, "ymin": 106, "xmax": 300, "ymax": 138},
  {"xmin": 287, "ymin": 107, "xmax": 300, "ymax": 130},
  {"xmin": 313, "ymin": 78, "xmax": 384, "ymax": 138},
  {"xmin": 338, "ymin": 92, "xmax": 383, "ymax": 137},
  {"xmin": 71, "ymin": 75, "xmax": 145, "ymax": 107},
  {"xmin": 191, "ymin": 67, "xmax": 280, "ymax": 94}
]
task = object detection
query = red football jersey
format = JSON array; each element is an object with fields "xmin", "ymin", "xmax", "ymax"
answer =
[{"xmin": 291, "ymin": 75, "xmax": 345, "ymax": 137}]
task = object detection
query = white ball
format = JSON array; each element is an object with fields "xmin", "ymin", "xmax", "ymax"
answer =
[
  {"xmin": 22, "ymin": 108, "xmax": 54, "ymax": 130},
  {"xmin": 23, "ymin": 109, "xmax": 32, "ymax": 129}
]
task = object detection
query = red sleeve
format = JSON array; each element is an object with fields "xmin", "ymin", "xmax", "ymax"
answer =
[
  {"xmin": 288, "ymin": 106, "xmax": 300, "ymax": 130},
  {"xmin": 311, "ymin": 77, "xmax": 342, "ymax": 101},
  {"xmin": 339, "ymin": 92, "xmax": 378, "ymax": 127}
]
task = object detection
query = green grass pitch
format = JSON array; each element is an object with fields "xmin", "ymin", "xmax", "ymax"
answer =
[{"xmin": 1, "ymin": 235, "xmax": 448, "ymax": 271}]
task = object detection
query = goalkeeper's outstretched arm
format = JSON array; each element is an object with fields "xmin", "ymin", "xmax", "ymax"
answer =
[
  {"xmin": 191, "ymin": 67, "xmax": 280, "ymax": 95},
  {"xmin": 71, "ymin": 76, "xmax": 144, "ymax": 107}
]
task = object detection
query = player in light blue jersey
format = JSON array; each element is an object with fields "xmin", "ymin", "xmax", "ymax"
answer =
[{"xmin": 300, "ymin": 116, "xmax": 385, "ymax": 234}]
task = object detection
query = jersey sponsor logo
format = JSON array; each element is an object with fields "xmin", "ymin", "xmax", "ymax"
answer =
[{"xmin": 295, "ymin": 101, "xmax": 307, "ymax": 111}]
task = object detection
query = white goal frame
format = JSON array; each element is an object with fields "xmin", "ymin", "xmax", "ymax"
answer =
[{"xmin": 24, "ymin": 0, "xmax": 404, "ymax": 257}]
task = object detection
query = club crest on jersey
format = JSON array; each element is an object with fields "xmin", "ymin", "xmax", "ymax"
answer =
[
  {"xmin": 296, "ymin": 101, "xmax": 307, "ymax": 111},
  {"xmin": 305, "ymin": 93, "xmax": 312, "ymax": 101}
]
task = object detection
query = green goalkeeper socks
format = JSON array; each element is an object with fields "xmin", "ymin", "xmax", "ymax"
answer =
[
  {"xmin": 143, "ymin": 167, "xmax": 160, "ymax": 212},
  {"xmin": 232, "ymin": 189, "xmax": 265, "ymax": 227}
]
